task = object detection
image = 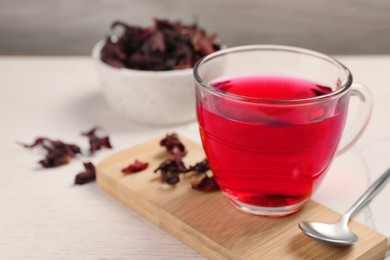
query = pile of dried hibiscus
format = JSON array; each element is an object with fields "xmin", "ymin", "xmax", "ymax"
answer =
[
  {"xmin": 100, "ymin": 18, "xmax": 222, "ymax": 71},
  {"xmin": 154, "ymin": 133, "xmax": 219, "ymax": 191},
  {"xmin": 119, "ymin": 133, "xmax": 219, "ymax": 191},
  {"xmin": 20, "ymin": 130, "xmax": 219, "ymax": 191},
  {"xmin": 19, "ymin": 127, "xmax": 112, "ymax": 185}
]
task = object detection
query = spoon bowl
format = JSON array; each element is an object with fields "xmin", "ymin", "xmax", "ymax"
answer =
[
  {"xmin": 299, "ymin": 219, "xmax": 358, "ymax": 246},
  {"xmin": 299, "ymin": 168, "xmax": 390, "ymax": 246}
]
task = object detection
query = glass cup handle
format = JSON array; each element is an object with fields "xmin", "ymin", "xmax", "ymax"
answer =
[{"xmin": 336, "ymin": 83, "xmax": 373, "ymax": 155}]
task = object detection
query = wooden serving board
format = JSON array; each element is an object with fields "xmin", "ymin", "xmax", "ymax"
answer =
[{"xmin": 96, "ymin": 136, "xmax": 389, "ymax": 259}]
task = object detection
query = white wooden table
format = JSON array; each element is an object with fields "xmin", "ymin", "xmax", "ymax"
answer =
[{"xmin": 1, "ymin": 56, "xmax": 389, "ymax": 259}]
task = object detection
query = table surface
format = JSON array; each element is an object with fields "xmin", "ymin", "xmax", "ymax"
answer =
[{"xmin": 1, "ymin": 56, "xmax": 390, "ymax": 259}]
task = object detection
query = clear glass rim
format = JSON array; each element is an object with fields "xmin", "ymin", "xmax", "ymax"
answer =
[{"xmin": 193, "ymin": 45, "xmax": 353, "ymax": 104}]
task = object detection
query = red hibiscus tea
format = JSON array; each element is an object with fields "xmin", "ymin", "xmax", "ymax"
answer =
[
  {"xmin": 197, "ymin": 75, "xmax": 348, "ymax": 215},
  {"xmin": 194, "ymin": 45, "xmax": 372, "ymax": 216}
]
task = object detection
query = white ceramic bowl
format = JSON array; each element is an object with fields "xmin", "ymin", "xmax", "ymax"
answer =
[{"xmin": 92, "ymin": 40, "xmax": 196, "ymax": 126}]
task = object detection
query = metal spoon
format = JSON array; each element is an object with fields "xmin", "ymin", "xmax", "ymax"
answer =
[{"xmin": 299, "ymin": 168, "xmax": 390, "ymax": 246}]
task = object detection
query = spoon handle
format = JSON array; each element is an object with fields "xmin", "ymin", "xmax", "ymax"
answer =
[{"xmin": 344, "ymin": 168, "xmax": 390, "ymax": 220}]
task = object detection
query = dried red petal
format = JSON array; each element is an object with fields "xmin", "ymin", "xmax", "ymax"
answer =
[
  {"xmin": 75, "ymin": 162, "xmax": 96, "ymax": 185},
  {"xmin": 190, "ymin": 28, "xmax": 215, "ymax": 55},
  {"xmin": 100, "ymin": 37, "xmax": 126, "ymax": 68},
  {"xmin": 191, "ymin": 175, "xmax": 219, "ymax": 191},
  {"xmin": 154, "ymin": 157, "xmax": 186, "ymax": 175},
  {"xmin": 154, "ymin": 156, "xmax": 186, "ymax": 185},
  {"xmin": 19, "ymin": 137, "xmax": 46, "ymax": 148},
  {"xmin": 161, "ymin": 171, "xmax": 180, "ymax": 185},
  {"xmin": 81, "ymin": 127, "xmax": 112, "ymax": 154},
  {"xmin": 140, "ymin": 30, "xmax": 165, "ymax": 53},
  {"xmin": 39, "ymin": 152, "xmax": 72, "ymax": 168},
  {"xmin": 121, "ymin": 159, "xmax": 149, "ymax": 174},
  {"xmin": 20, "ymin": 137, "xmax": 81, "ymax": 168},
  {"xmin": 185, "ymin": 159, "xmax": 209, "ymax": 174},
  {"xmin": 160, "ymin": 133, "xmax": 186, "ymax": 157}
]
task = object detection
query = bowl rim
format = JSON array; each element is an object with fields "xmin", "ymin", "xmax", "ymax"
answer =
[{"xmin": 92, "ymin": 40, "xmax": 193, "ymax": 76}]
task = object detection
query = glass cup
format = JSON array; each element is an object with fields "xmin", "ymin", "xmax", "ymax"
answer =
[{"xmin": 193, "ymin": 45, "xmax": 372, "ymax": 217}]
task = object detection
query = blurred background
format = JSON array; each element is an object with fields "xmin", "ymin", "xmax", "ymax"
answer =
[{"xmin": 1, "ymin": 0, "xmax": 390, "ymax": 55}]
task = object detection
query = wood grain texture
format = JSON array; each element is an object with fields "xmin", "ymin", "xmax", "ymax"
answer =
[
  {"xmin": 1, "ymin": 0, "xmax": 390, "ymax": 55},
  {"xmin": 96, "ymin": 136, "xmax": 388, "ymax": 259}
]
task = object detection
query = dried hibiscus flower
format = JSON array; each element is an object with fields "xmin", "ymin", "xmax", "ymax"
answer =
[
  {"xmin": 81, "ymin": 127, "xmax": 112, "ymax": 154},
  {"xmin": 153, "ymin": 133, "xmax": 188, "ymax": 185},
  {"xmin": 100, "ymin": 18, "xmax": 221, "ymax": 71},
  {"xmin": 154, "ymin": 156, "xmax": 186, "ymax": 185},
  {"xmin": 20, "ymin": 137, "xmax": 81, "ymax": 168},
  {"xmin": 187, "ymin": 159, "xmax": 219, "ymax": 191},
  {"xmin": 160, "ymin": 133, "xmax": 186, "ymax": 157},
  {"xmin": 75, "ymin": 162, "xmax": 96, "ymax": 185},
  {"xmin": 110, "ymin": 132, "xmax": 218, "ymax": 192},
  {"xmin": 191, "ymin": 176, "xmax": 219, "ymax": 192},
  {"xmin": 160, "ymin": 170, "xmax": 180, "ymax": 185},
  {"xmin": 121, "ymin": 159, "xmax": 149, "ymax": 174},
  {"xmin": 154, "ymin": 134, "xmax": 217, "ymax": 190}
]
